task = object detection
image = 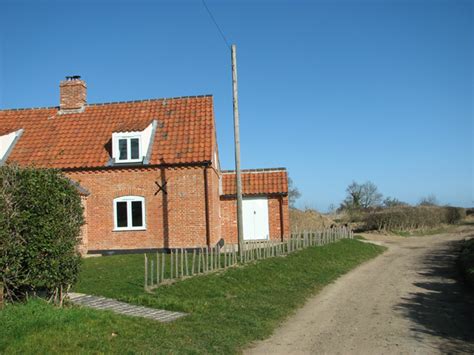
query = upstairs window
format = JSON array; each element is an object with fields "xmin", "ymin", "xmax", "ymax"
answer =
[
  {"xmin": 117, "ymin": 136, "xmax": 141, "ymax": 162},
  {"xmin": 113, "ymin": 196, "xmax": 146, "ymax": 231}
]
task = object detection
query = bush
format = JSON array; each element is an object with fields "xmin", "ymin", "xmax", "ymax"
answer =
[
  {"xmin": 459, "ymin": 239, "xmax": 474, "ymax": 288},
  {"xmin": 444, "ymin": 206, "xmax": 466, "ymax": 224},
  {"xmin": 364, "ymin": 206, "xmax": 466, "ymax": 232},
  {"xmin": 0, "ymin": 165, "xmax": 84, "ymax": 303}
]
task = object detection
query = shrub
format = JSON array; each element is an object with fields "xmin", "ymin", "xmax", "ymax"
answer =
[
  {"xmin": 444, "ymin": 206, "xmax": 466, "ymax": 224},
  {"xmin": 459, "ymin": 239, "xmax": 474, "ymax": 287},
  {"xmin": 363, "ymin": 206, "xmax": 466, "ymax": 232},
  {"xmin": 0, "ymin": 165, "xmax": 84, "ymax": 303}
]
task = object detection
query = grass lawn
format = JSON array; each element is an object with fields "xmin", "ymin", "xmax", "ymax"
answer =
[
  {"xmin": 391, "ymin": 226, "xmax": 456, "ymax": 237},
  {"xmin": 1, "ymin": 239, "xmax": 384, "ymax": 354}
]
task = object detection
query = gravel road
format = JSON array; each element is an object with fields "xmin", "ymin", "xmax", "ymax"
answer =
[{"xmin": 246, "ymin": 226, "xmax": 474, "ymax": 355}]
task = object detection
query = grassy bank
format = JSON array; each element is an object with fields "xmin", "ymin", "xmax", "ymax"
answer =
[
  {"xmin": 391, "ymin": 226, "xmax": 455, "ymax": 237},
  {"xmin": 459, "ymin": 238, "xmax": 474, "ymax": 288},
  {"xmin": 1, "ymin": 239, "xmax": 384, "ymax": 354}
]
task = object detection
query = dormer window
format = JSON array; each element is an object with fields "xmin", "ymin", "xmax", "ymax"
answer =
[
  {"xmin": 111, "ymin": 121, "xmax": 156, "ymax": 165},
  {"xmin": 116, "ymin": 135, "xmax": 142, "ymax": 163}
]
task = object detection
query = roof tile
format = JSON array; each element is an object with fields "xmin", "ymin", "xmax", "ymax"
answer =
[
  {"xmin": 222, "ymin": 169, "xmax": 288, "ymax": 196},
  {"xmin": 0, "ymin": 96, "xmax": 215, "ymax": 169}
]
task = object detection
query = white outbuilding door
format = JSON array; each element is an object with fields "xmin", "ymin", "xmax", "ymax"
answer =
[{"xmin": 242, "ymin": 197, "xmax": 270, "ymax": 240}]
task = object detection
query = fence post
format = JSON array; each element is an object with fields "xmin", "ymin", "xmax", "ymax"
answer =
[
  {"xmin": 151, "ymin": 259, "xmax": 154, "ymax": 286},
  {"xmin": 198, "ymin": 248, "xmax": 202, "ymax": 273},
  {"xmin": 0, "ymin": 282, "xmax": 3, "ymax": 309},
  {"xmin": 170, "ymin": 249, "xmax": 174, "ymax": 279},
  {"xmin": 144, "ymin": 254, "xmax": 148, "ymax": 290},
  {"xmin": 174, "ymin": 248, "xmax": 179, "ymax": 279},
  {"xmin": 161, "ymin": 251, "xmax": 165, "ymax": 281},
  {"xmin": 156, "ymin": 254, "xmax": 161, "ymax": 286},
  {"xmin": 185, "ymin": 249, "xmax": 189, "ymax": 276}
]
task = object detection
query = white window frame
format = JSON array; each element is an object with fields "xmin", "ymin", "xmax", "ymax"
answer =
[
  {"xmin": 113, "ymin": 133, "xmax": 143, "ymax": 163},
  {"xmin": 113, "ymin": 196, "xmax": 146, "ymax": 231}
]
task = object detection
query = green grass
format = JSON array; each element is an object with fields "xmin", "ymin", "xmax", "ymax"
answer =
[
  {"xmin": 1, "ymin": 239, "xmax": 385, "ymax": 354},
  {"xmin": 391, "ymin": 226, "xmax": 455, "ymax": 237}
]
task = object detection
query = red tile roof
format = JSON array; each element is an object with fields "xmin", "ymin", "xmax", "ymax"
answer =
[
  {"xmin": 221, "ymin": 169, "xmax": 288, "ymax": 196},
  {"xmin": 0, "ymin": 96, "xmax": 215, "ymax": 169}
]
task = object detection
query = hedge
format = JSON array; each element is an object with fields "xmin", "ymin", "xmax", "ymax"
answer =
[
  {"xmin": 0, "ymin": 165, "xmax": 84, "ymax": 303},
  {"xmin": 459, "ymin": 239, "xmax": 474, "ymax": 288},
  {"xmin": 364, "ymin": 206, "xmax": 466, "ymax": 232}
]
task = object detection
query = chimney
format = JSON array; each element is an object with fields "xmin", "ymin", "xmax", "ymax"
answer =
[{"xmin": 59, "ymin": 76, "xmax": 86, "ymax": 111}]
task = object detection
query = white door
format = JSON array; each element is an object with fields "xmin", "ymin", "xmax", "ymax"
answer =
[{"xmin": 242, "ymin": 197, "xmax": 270, "ymax": 240}]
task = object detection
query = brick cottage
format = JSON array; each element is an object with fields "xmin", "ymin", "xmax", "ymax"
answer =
[{"xmin": 0, "ymin": 77, "xmax": 289, "ymax": 254}]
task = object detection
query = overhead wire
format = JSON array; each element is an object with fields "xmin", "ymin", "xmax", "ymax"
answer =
[{"xmin": 201, "ymin": 0, "xmax": 231, "ymax": 50}]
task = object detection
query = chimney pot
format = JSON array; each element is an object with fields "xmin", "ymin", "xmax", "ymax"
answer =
[{"xmin": 59, "ymin": 76, "xmax": 86, "ymax": 111}]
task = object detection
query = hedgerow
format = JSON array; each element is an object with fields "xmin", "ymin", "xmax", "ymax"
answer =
[
  {"xmin": 364, "ymin": 206, "xmax": 465, "ymax": 232},
  {"xmin": 459, "ymin": 238, "xmax": 474, "ymax": 288},
  {"xmin": 0, "ymin": 165, "xmax": 84, "ymax": 304}
]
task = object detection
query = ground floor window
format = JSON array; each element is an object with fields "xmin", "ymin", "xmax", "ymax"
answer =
[{"xmin": 113, "ymin": 196, "xmax": 146, "ymax": 230}]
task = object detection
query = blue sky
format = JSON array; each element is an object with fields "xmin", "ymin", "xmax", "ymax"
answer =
[{"xmin": 1, "ymin": 0, "xmax": 472, "ymax": 210}]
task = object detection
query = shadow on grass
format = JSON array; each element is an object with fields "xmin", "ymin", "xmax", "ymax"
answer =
[{"xmin": 395, "ymin": 238, "xmax": 474, "ymax": 353}]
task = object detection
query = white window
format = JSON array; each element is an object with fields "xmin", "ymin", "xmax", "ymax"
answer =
[
  {"xmin": 113, "ymin": 133, "xmax": 142, "ymax": 163},
  {"xmin": 113, "ymin": 196, "xmax": 146, "ymax": 231}
]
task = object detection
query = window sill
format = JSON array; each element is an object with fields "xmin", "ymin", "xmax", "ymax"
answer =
[
  {"xmin": 113, "ymin": 160, "xmax": 144, "ymax": 165},
  {"xmin": 113, "ymin": 227, "xmax": 147, "ymax": 232}
]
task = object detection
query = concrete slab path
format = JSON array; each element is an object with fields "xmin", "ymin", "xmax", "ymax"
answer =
[{"xmin": 68, "ymin": 292, "xmax": 187, "ymax": 323}]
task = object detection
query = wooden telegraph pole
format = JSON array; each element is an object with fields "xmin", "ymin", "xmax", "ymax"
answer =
[{"xmin": 231, "ymin": 44, "xmax": 244, "ymax": 260}]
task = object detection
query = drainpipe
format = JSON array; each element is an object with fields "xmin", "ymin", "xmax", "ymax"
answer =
[{"xmin": 203, "ymin": 166, "xmax": 211, "ymax": 247}]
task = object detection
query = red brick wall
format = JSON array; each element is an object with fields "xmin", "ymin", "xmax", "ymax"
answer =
[
  {"xmin": 220, "ymin": 195, "xmax": 290, "ymax": 244},
  {"xmin": 67, "ymin": 166, "xmax": 213, "ymax": 252},
  {"xmin": 59, "ymin": 79, "xmax": 86, "ymax": 110}
]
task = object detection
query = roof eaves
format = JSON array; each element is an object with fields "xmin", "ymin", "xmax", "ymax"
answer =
[
  {"xmin": 220, "ymin": 192, "xmax": 288, "ymax": 198},
  {"xmin": 222, "ymin": 167, "xmax": 287, "ymax": 174},
  {"xmin": 64, "ymin": 160, "xmax": 213, "ymax": 172}
]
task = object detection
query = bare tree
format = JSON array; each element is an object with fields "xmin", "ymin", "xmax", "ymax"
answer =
[
  {"xmin": 288, "ymin": 176, "xmax": 301, "ymax": 208},
  {"xmin": 341, "ymin": 181, "xmax": 383, "ymax": 210},
  {"xmin": 383, "ymin": 197, "xmax": 408, "ymax": 208},
  {"xmin": 328, "ymin": 203, "xmax": 336, "ymax": 213},
  {"xmin": 419, "ymin": 194, "xmax": 438, "ymax": 206}
]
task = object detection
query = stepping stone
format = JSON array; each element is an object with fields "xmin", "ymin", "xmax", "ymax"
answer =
[{"xmin": 68, "ymin": 292, "xmax": 187, "ymax": 323}]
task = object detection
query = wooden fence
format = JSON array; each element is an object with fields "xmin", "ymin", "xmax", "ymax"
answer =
[{"xmin": 144, "ymin": 226, "xmax": 353, "ymax": 291}]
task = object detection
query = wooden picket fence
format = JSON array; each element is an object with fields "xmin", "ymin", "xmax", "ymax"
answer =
[{"xmin": 144, "ymin": 226, "xmax": 353, "ymax": 291}]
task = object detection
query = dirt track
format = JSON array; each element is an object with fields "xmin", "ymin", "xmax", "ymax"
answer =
[{"xmin": 246, "ymin": 226, "xmax": 474, "ymax": 354}]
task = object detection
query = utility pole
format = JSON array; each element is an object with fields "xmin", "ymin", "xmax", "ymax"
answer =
[{"xmin": 231, "ymin": 44, "xmax": 244, "ymax": 260}]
